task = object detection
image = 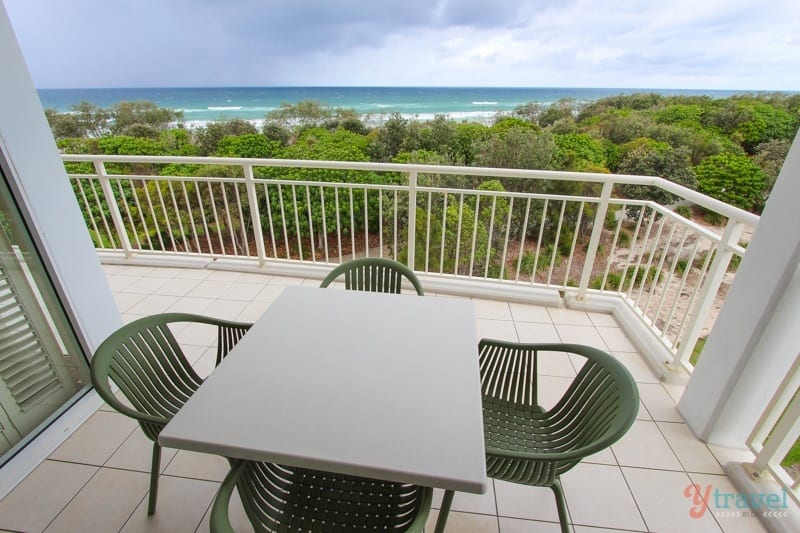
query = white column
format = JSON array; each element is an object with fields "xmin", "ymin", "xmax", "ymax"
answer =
[{"xmin": 678, "ymin": 132, "xmax": 800, "ymax": 446}]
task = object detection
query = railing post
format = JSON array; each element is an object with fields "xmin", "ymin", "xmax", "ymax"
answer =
[
  {"xmin": 93, "ymin": 160, "xmax": 133, "ymax": 258},
  {"xmin": 243, "ymin": 164, "xmax": 267, "ymax": 267},
  {"xmin": 407, "ymin": 170, "xmax": 418, "ymax": 271},
  {"xmin": 577, "ymin": 180, "xmax": 614, "ymax": 300},
  {"xmin": 672, "ymin": 218, "xmax": 745, "ymax": 368}
]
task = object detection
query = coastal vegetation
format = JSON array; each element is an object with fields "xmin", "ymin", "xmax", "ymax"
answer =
[
  {"xmin": 55, "ymin": 93, "xmax": 798, "ymax": 371},
  {"xmin": 47, "ymin": 92, "xmax": 799, "ymax": 216}
]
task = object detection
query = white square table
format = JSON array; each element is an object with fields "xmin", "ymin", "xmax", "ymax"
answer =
[{"xmin": 159, "ymin": 285, "xmax": 487, "ymax": 530}]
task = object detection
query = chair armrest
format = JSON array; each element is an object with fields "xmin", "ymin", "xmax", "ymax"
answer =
[{"xmin": 210, "ymin": 460, "xmax": 246, "ymax": 533}]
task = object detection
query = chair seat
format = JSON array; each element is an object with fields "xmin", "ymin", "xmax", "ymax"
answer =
[{"xmin": 483, "ymin": 395, "xmax": 573, "ymax": 486}]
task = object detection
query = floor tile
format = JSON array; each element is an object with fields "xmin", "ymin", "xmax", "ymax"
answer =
[
  {"xmin": 186, "ymin": 279, "xmax": 234, "ymax": 299},
  {"xmin": 638, "ymin": 383, "xmax": 684, "ymax": 422},
  {"xmin": 167, "ymin": 296, "xmax": 214, "ymax": 314},
  {"xmin": 163, "ymin": 450, "xmax": 230, "ymax": 482},
  {"xmin": 202, "ymin": 298, "xmax": 248, "ymax": 321},
  {"xmin": 499, "ymin": 516, "xmax": 563, "ymax": 532},
  {"xmin": 707, "ymin": 444, "xmax": 755, "ymax": 468},
  {"xmin": 427, "ymin": 510, "xmax": 499, "ymax": 532},
  {"xmin": 612, "ymin": 351, "xmax": 661, "ymax": 383},
  {"xmin": 0, "ymin": 460, "xmax": 97, "ymax": 533},
  {"xmin": 106, "ymin": 275, "xmax": 139, "ymax": 292},
  {"xmin": 494, "ymin": 479, "xmax": 561, "ymax": 522},
  {"xmin": 105, "ymin": 429, "xmax": 178, "ymax": 474},
  {"xmin": 267, "ymin": 275, "xmax": 305, "ymax": 286},
  {"xmin": 432, "ymin": 484, "xmax": 497, "ymax": 515},
  {"xmin": 688, "ymin": 473, "xmax": 768, "ymax": 532},
  {"xmin": 113, "ymin": 292, "xmax": 147, "ymax": 313},
  {"xmin": 120, "ymin": 475, "xmax": 219, "ymax": 533},
  {"xmin": 474, "ymin": 299, "xmax": 513, "ymax": 320},
  {"xmin": 596, "ymin": 327, "xmax": 638, "ymax": 351},
  {"xmin": 235, "ymin": 300, "xmax": 272, "ymax": 322},
  {"xmin": 572, "ymin": 526, "xmax": 647, "ymax": 532},
  {"xmin": 587, "ymin": 312, "xmax": 619, "ymax": 327},
  {"xmin": 44, "ymin": 467, "xmax": 150, "ymax": 533},
  {"xmin": 536, "ymin": 350, "xmax": 578, "ymax": 378},
  {"xmin": 173, "ymin": 321, "xmax": 220, "ymax": 347},
  {"xmin": 50, "ymin": 410, "xmax": 137, "ymax": 466},
  {"xmin": 476, "ymin": 318, "xmax": 519, "ymax": 341},
  {"xmin": 146, "ymin": 267, "xmax": 188, "ymax": 279},
  {"xmin": 220, "ymin": 281, "xmax": 268, "ymax": 301},
  {"xmin": 206, "ymin": 270, "xmax": 245, "ymax": 281},
  {"xmin": 612, "ymin": 419, "xmax": 683, "ymax": 471},
  {"xmin": 547, "ymin": 307, "xmax": 593, "ymax": 326},
  {"xmin": 554, "ymin": 324, "xmax": 607, "ymax": 348},
  {"xmin": 151, "ymin": 277, "xmax": 201, "ymax": 297},
  {"xmin": 514, "ymin": 322, "xmax": 560, "ymax": 343},
  {"xmin": 658, "ymin": 422, "xmax": 723, "ymax": 474},
  {"xmin": 123, "ymin": 276, "xmax": 170, "ymax": 294},
  {"xmin": 127, "ymin": 294, "xmax": 182, "ymax": 315},
  {"xmin": 175, "ymin": 268, "xmax": 213, "ymax": 280},
  {"xmin": 253, "ymin": 284, "xmax": 288, "ymax": 301},
  {"xmin": 537, "ymin": 376, "xmax": 575, "ymax": 410},
  {"xmin": 562, "ymin": 463, "xmax": 646, "ymax": 531},
  {"xmin": 509, "ymin": 302, "xmax": 552, "ymax": 323},
  {"xmin": 623, "ymin": 467, "xmax": 723, "ymax": 532}
]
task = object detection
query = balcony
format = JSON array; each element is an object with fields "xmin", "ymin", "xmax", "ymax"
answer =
[{"xmin": 0, "ymin": 262, "xmax": 768, "ymax": 532}]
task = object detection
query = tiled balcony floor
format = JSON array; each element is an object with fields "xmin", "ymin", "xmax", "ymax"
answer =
[{"xmin": 0, "ymin": 264, "xmax": 766, "ymax": 532}]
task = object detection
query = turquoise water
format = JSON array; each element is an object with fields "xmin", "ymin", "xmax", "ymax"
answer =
[{"xmin": 37, "ymin": 86, "xmax": 748, "ymax": 125}]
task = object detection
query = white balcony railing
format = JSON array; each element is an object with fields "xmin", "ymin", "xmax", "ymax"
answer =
[{"xmin": 62, "ymin": 154, "xmax": 759, "ymax": 374}]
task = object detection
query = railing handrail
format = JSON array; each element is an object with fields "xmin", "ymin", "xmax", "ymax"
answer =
[
  {"xmin": 60, "ymin": 154, "xmax": 759, "ymax": 226},
  {"xmin": 64, "ymin": 153, "xmax": 760, "ymax": 373}
]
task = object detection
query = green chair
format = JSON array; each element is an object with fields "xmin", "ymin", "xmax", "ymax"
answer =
[
  {"xmin": 90, "ymin": 313, "xmax": 251, "ymax": 516},
  {"xmin": 210, "ymin": 460, "xmax": 432, "ymax": 533},
  {"xmin": 320, "ymin": 257, "xmax": 425, "ymax": 295},
  {"xmin": 479, "ymin": 340, "xmax": 639, "ymax": 533}
]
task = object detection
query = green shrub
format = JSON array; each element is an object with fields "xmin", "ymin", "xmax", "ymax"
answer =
[
  {"xmin": 675, "ymin": 205, "xmax": 692, "ymax": 219},
  {"xmin": 703, "ymin": 209, "xmax": 725, "ymax": 225}
]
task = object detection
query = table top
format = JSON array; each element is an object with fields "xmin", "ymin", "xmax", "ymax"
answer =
[{"xmin": 159, "ymin": 286, "xmax": 487, "ymax": 493}]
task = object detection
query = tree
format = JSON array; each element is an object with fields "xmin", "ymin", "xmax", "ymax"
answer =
[
  {"xmin": 553, "ymin": 133, "xmax": 607, "ymax": 171},
  {"xmin": 44, "ymin": 101, "xmax": 110, "ymax": 139},
  {"xmin": 753, "ymin": 139, "xmax": 792, "ymax": 187},
  {"xmin": 617, "ymin": 144, "xmax": 698, "ymax": 208},
  {"xmin": 194, "ymin": 119, "xmax": 258, "ymax": 155},
  {"xmin": 109, "ymin": 101, "xmax": 182, "ymax": 135},
  {"xmin": 215, "ymin": 134, "xmax": 280, "ymax": 158},
  {"xmin": 265, "ymin": 100, "xmax": 333, "ymax": 129},
  {"xmin": 473, "ymin": 127, "xmax": 557, "ymax": 171},
  {"xmin": 695, "ymin": 152, "xmax": 768, "ymax": 212},
  {"xmin": 368, "ymin": 113, "xmax": 410, "ymax": 162}
]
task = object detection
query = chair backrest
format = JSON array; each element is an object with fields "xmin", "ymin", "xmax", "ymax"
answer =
[
  {"xmin": 319, "ymin": 258, "xmax": 425, "ymax": 295},
  {"xmin": 212, "ymin": 460, "xmax": 431, "ymax": 533},
  {"xmin": 478, "ymin": 339, "xmax": 639, "ymax": 458},
  {"xmin": 90, "ymin": 313, "xmax": 206, "ymax": 439}
]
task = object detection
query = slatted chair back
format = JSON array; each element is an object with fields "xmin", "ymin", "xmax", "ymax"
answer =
[
  {"xmin": 320, "ymin": 258, "xmax": 425, "ymax": 295},
  {"xmin": 211, "ymin": 460, "xmax": 432, "ymax": 533},
  {"xmin": 478, "ymin": 339, "xmax": 639, "ymax": 532},
  {"xmin": 90, "ymin": 313, "xmax": 252, "ymax": 516}
]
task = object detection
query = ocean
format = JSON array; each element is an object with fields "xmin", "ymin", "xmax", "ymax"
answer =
[{"xmin": 36, "ymin": 86, "xmax": 748, "ymax": 127}]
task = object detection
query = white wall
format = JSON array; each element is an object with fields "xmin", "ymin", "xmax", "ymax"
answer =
[
  {"xmin": 0, "ymin": 3, "xmax": 121, "ymax": 352},
  {"xmin": 679, "ymin": 132, "xmax": 800, "ymax": 446}
]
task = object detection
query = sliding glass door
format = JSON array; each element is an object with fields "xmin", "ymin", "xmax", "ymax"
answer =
[{"xmin": 0, "ymin": 166, "xmax": 90, "ymax": 461}]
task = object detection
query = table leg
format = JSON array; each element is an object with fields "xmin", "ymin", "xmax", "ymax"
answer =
[{"xmin": 434, "ymin": 489, "xmax": 454, "ymax": 533}]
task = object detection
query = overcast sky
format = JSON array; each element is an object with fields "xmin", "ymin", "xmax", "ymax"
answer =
[{"xmin": 4, "ymin": 0, "xmax": 799, "ymax": 90}]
